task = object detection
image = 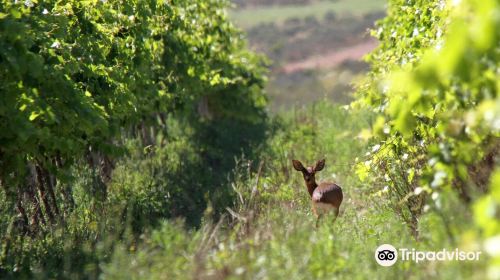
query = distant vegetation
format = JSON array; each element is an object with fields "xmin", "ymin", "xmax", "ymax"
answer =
[
  {"xmin": 230, "ymin": 0, "xmax": 386, "ymax": 28},
  {"xmin": 236, "ymin": 1, "xmax": 385, "ymax": 110},
  {"xmin": 233, "ymin": 0, "xmax": 315, "ymax": 8},
  {"xmin": 246, "ymin": 12, "xmax": 383, "ymax": 66}
]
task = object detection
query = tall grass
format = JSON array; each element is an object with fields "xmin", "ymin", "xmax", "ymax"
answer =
[
  {"xmin": 0, "ymin": 102, "xmax": 485, "ymax": 279},
  {"xmin": 100, "ymin": 102, "xmax": 486, "ymax": 279}
]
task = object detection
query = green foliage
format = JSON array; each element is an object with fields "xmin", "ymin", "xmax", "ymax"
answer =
[
  {"xmin": 473, "ymin": 168, "xmax": 500, "ymax": 277},
  {"xmin": 0, "ymin": 0, "xmax": 266, "ymax": 219},
  {"xmin": 0, "ymin": 0, "xmax": 268, "ymax": 277},
  {"xmin": 354, "ymin": 0, "xmax": 499, "ymax": 272},
  {"xmin": 0, "ymin": 0, "xmax": 498, "ymax": 278},
  {"xmin": 0, "ymin": 0, "xmax": 266, "ymax": 187},
  {"xmin": 101, "ymin": 103, "xmax": 487, "ymax": 279}
]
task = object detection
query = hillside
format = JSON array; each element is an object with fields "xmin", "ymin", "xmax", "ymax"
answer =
[
  {"xmin": 230, "ymin": 0, "xmax": 386, "ymax": 28},
  {"xmin": 231, "ymin": 0, "xmax": 386, "ymax": 110}
]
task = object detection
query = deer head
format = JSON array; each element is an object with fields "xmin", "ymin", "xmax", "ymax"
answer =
[{"xmin": 292, "ymin": 159, "xmax": 325, "ymax": 195}]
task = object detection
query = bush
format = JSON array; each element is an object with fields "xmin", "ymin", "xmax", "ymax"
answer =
[{"xmin": 0, "ymin": 0, "xmax": 267, "ymax": 277}]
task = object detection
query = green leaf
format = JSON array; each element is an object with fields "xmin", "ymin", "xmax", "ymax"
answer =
[
  {"xmin": 9, "ymin": 8, "xmax": 21, "ymax": 19},
  {"xmin": 29, "ymin": 111, "xmax": 41, "ymax": 121}
]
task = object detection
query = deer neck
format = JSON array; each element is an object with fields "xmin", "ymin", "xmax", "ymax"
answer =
[{"xmin": 306, "ymin": 181, "xmax": 318, "ymax": 197}]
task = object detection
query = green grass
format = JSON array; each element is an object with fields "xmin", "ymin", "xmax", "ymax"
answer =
[
  {"xmin": 0, "ymin": 102, "xmax": 486, "ymax": 279},
  {"xmin": 103, "ymin": 195, "xmax": 485, "ymax": 279},
  {"xmin": 100, "ymin": 102, "xmax": 486, "ymax": 279},
  {"xmin": 230, "ymin": 0, "xmax": 387, "ymax": 28}
]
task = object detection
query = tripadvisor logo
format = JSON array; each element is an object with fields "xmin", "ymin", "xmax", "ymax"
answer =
[
  {"xmin": 375, "ymin": 244, "xmax": 482, "ymax": 267},
  {"xmin": 375, "ymin": 244, "xmax": 397, "ymax": 266}
]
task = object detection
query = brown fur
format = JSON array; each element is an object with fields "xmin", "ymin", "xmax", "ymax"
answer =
[{"xmin": 292, "ymin": 159, "xmax": 343, "ymax": 225}]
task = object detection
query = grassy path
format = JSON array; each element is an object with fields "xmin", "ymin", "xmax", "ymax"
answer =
[{"xmin": 102, "ymin": 103, "xmax": 487, "ymax": 279}]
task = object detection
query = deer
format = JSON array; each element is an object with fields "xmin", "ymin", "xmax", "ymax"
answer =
[{"xmin": 292, "ymin": 159, "xmax": 343, "ymax": 227}]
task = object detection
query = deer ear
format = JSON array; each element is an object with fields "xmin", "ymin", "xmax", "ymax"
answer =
[
  {"xmin": 314, "ymin": 159, "xmax": 325, "ymax": 171},
  {"xmin": 292, "ymin": 160, "xmax": 306, "ymax": 172}
]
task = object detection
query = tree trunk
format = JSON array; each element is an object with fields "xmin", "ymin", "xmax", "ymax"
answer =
[
  {"xmin": 35, "ymin": 165, "xmax": 55, "ymax": 224},
  {"xmin": 55, "ymin": 155, "xmax": 75, "ymax": 213},
  {"xmin": 16, "ymin": 192, "xmax": 29, "ymax": 235},
  {"xmin": 42, "ymin": 167, "xmax": 60, "ymax": 217}
]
